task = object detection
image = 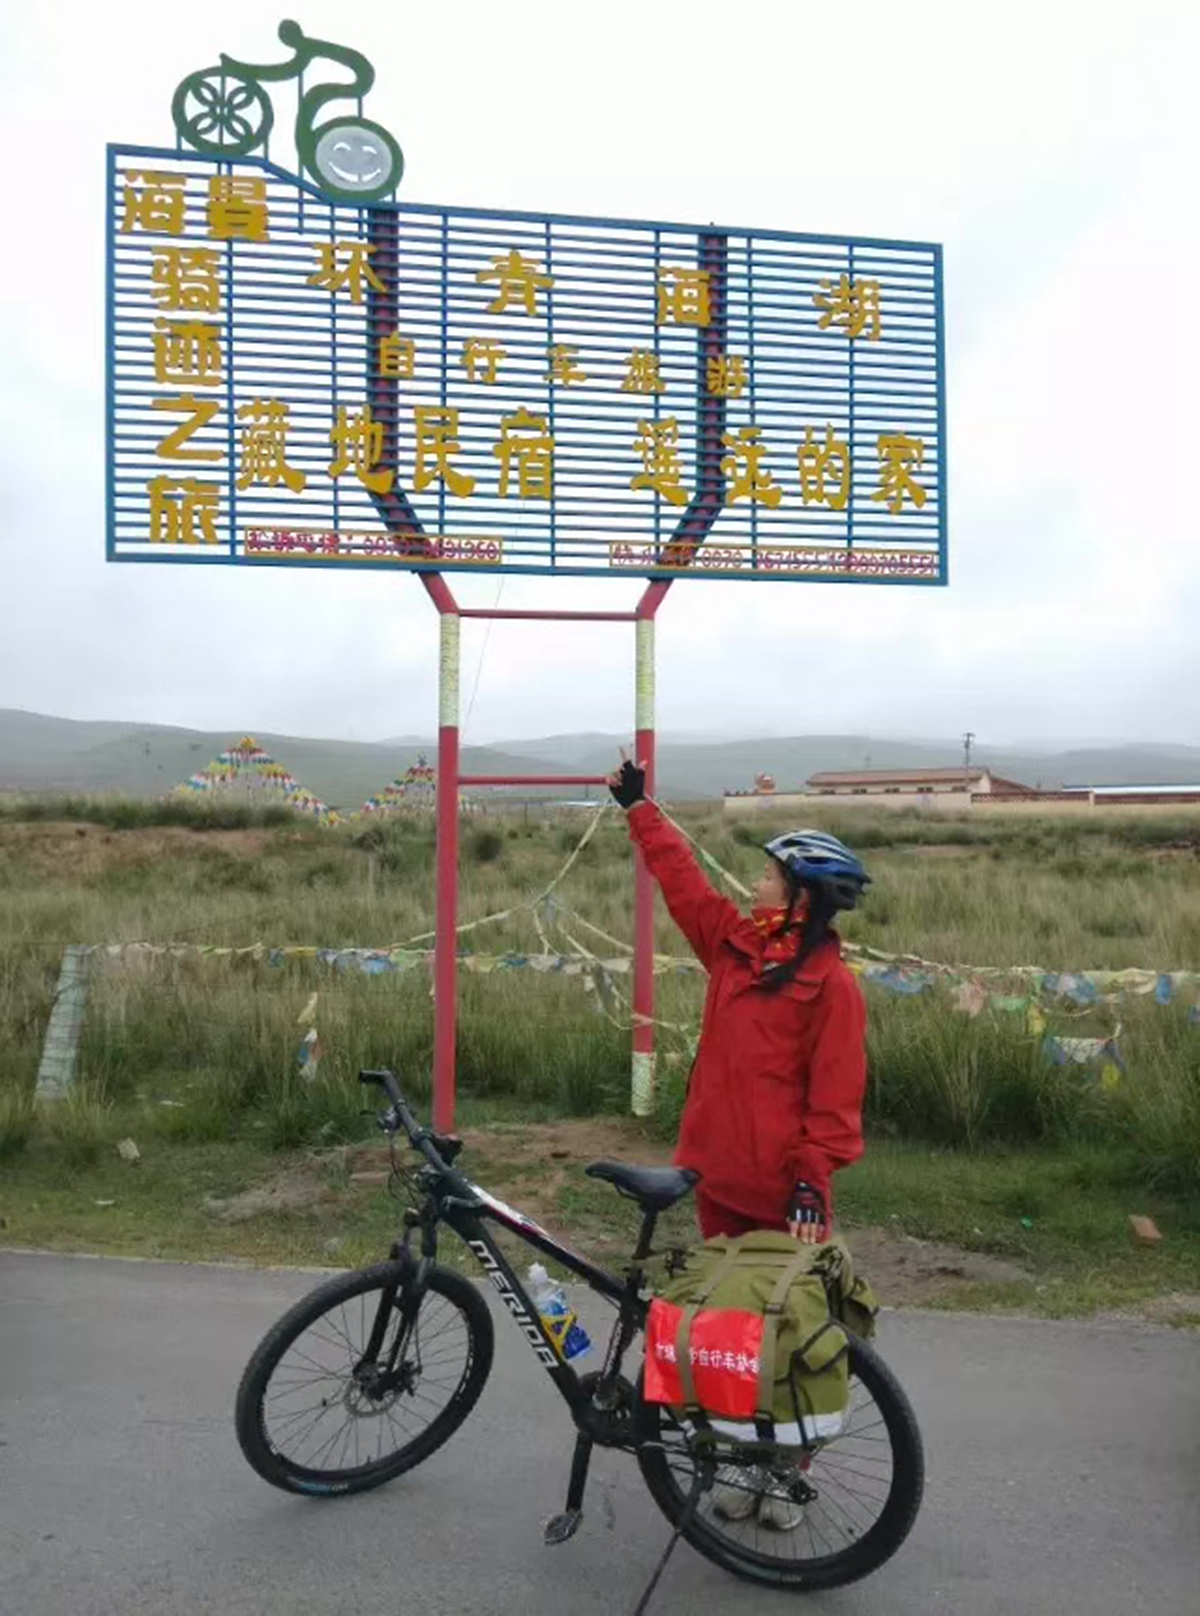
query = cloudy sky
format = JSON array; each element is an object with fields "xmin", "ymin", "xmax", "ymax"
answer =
[{"xmin": 1, "ymin": 1, "xmax": 1196, "ymax": 750}]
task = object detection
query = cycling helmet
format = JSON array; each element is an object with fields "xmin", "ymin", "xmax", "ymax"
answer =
[{"xmin": 763, "ymin": 829, "xmax": 870, "ymax": 912}]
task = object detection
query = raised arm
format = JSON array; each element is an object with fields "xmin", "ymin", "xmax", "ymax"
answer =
[{"xmin": 625, "ymin": 801, "xmax": 741, "ymax": 969}]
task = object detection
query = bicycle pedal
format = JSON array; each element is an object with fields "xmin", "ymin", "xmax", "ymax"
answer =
[{"xmin": 543, "ymin": 1509, "xmax": 583, "ymax": 1546}]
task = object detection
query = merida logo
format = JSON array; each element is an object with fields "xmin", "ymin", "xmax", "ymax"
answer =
[{"xmin": 466, "ymin": 1240, "xmax": 559, "ymax": 1370}]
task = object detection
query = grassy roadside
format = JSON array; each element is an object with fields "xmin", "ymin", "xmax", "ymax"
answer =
[
  {"xmin": 5, "ymin": 805, "xmax": 1200, "ymax": 1188},
  {"xmin": 3, "ymin": 802, "xmax": 1198, "ymax": 1325},
  {"xmin": 3, "ymin": 1116, "xmax": 1197, "ymax": 1324}
]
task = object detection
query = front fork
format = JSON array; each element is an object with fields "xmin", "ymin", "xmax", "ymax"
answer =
[{"xmin": 357, "ymin": 1216, "xmax": 434, "ymax": 1386}]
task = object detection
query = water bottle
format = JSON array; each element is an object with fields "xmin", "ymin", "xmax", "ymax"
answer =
[{"xmin": 527, "ymin": 1262, "xmax": 592, "ymax": 1363}]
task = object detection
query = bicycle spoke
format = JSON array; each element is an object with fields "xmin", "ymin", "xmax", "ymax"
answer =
[
  {"xmin": 816, "ymin": 1456, "xmax": 892, "ymax": 1490},
  {"xmin": 305, "ymin": 1416, "xmax": 354, "ymax": 1472},
  {"xmin": 267, "ymin": 1371, "xmax": 341, "ymax": 1395},
  {"xmin": 268, "ymin": 1403, "xmax": 343, "ymax": 1455},
  {"xmin": 838, "ymin": 1415, "xmax": 886, "ymax": 1440},
  {"xmin": 280, "ymin": 1341, "xmax": 344, "ymax": 1378},
  {"xmin": 308, "ymin": 1322, "xmax": 355, "ymax": 1361},
  {"xmin": 813, "ymin": 1469, "xmax": 886, "ymax": 1530},
  {"xmin": 268, "ymin": 1398, "xmax": 340, "ymax": 1434},
  {"xmin": 805, "ymin": 1493, "xmax": 856, "ymax": 1550}
]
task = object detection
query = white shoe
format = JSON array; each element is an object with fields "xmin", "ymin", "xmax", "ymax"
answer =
[
  {"xmin": 757, "ymin": 1475, "xmax": 806, "ymax": 1532},
  {"xmin": 711, "ymin": 1465, "xmax": 762, "ymax": 1521}
]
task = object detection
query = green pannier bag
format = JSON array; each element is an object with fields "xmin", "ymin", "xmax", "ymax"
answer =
[{"xmin": 644, "ymin": 1232, "xmax": 879, "ymax": 1447}]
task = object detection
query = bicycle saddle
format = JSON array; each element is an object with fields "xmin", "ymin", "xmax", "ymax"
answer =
[{"xmin": 585, "ymin": 1160, "xmax": 700, "ymax": 1211}]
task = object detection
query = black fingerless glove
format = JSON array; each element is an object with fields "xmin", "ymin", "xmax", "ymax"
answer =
[
  {"xmin": 609, "ymin": 760, "xmax": 646, "ymax": 810},
  {"xmin": 787, "ymin": 1181, "xmax": 827, "ymax": 1229}
]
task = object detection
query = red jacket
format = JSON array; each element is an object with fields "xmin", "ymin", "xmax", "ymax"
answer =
[{"xmin": 628, "ymin": 801, "xmax": 867, "ymax": 1224}]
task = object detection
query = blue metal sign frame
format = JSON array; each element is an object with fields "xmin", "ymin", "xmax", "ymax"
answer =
[{"xmin": 107, "ymin": 144, "xmax": 947, "ymax": 585}]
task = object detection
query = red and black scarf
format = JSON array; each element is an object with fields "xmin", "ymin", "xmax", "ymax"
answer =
[{"xmin": 750, "ymin": 892, "xmax": 811, "ymax": 967}]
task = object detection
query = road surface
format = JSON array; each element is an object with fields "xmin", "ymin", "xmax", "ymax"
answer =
[{"xmin": 2, "ymin": 1251, "xmax": 1198, "ymax": 1615}]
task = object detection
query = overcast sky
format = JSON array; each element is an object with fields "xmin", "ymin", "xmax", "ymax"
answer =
[{"xmin": 1, "ymin": 1, "xmax": 1196, "ymax": 750}]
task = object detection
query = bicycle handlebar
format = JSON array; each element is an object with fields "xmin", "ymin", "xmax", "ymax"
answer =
[{"xmin": 358, "ymin": 1069, "xmax": 451, "ymax": 1174}]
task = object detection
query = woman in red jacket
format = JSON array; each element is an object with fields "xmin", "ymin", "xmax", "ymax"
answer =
[{"xmin": 608, "ymin": 757, "xmax": 870, "ymax": 1246}]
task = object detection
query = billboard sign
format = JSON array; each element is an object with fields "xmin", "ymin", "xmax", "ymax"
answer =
[{"xmin": 108, "ymin": 29, "xmax": 946, "ymax": 584}]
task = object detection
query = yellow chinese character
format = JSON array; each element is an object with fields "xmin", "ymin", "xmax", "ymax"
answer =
[
  {"xmin": 797, "ymin": 425, "xmax": 851, "ymax": 511},
  {"xmin": 461, "ymin": 338, "xmax": 507, "ymax": 384},
  {"xmin": 494, "ymin": 408, "xmax": 554, "ymax": 499},
  {"xmin": 153, "ymin": 319, "xmax": 223, "ymax": 388},
  {"xmin": 546, "ymin": 344, "xmax": 586, "ymax": 387},
  {"xmin": 475, "ymin": 250, "xmax": 554, "ymax": 317},
  {"xmin": 207, "ymin": 175, "xmax": 269, "ymax": 242},
  {"xmin": 630, "ymin": 418, "xmax": 689, "ymax": 508},
  {"xmin": 378, "ymin": 332, "xmax": 416, "ymax": 379},
  {"xmin": 152, "ymin": 395, "xmax": 222, "ymax": 462},
  {"xmin": 147, "ymin": 476, "xmax": 220, "ymax": 544},
  {"xmin": 237, "ymin": 400, "xmax": 307, "ymax": 493},
  {"xmin": 814, "ymin": 274, "xmax": 882, "ymax": 341},
  {"xmin": 328, "ymin": 404, "xmax": 394, "ymax": 494},
  {"xmin": 413, "ymin": 408, "xmax": 475, "ymax": 498},
  {"xmin": 150, "ymin": 248, "xmax": 221, "ymax": 314},
  {"xmin": 308, "ymin": 242, "xmax": 386, "ymax": 305},
  {"xmin": 721, "ymin": 427, "xmax": 782, "ymax": 507},
  {"xmin": 621, "ymin": 349, "xmax": 665, "ymax": 395},
  {"xmin": 706, "ymin": 354, "xmax": 747, "ymax": 399},
  {"xmin": 120, "ymin": 171, "xmax": 186, "ymax": 236},
  {"xmin": 657, "ymin": 268, "xmax": 710, "ymax": 328},
  {"xmin": 872, "ymin": 433, "xmax": 927, "ymax": 514}
]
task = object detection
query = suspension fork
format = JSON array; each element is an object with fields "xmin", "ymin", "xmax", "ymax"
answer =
[
  {"xmin": 377, "ymin": 1199, "xmax": 446, "ymax": 1369},
  {"xmin": 355, "ymin": 1243, "xmax": 425, "ymax": 1373}
]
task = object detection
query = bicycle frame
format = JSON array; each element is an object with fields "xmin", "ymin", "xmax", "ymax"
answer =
[
  {"xmin": 405, "ymin": 1173, "xmax": 651, "ymax": 1431},
  {"xmin": 361, "ymin": 1068, "xmax": 656, "ymax": 1440}
]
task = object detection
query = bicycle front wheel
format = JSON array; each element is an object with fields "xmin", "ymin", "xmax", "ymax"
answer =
[
  {"xmin": 637, "ymin": 1334, "xmax": 924, "ymax": 1591},
  {"xmin": 235, "ymin": 1260, "xmax": 493, "ymax": 1496}
]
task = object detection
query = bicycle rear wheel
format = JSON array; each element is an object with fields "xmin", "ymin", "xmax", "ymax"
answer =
[
  {"xmin": 235, "ymin": 1260, "xmax": 493, "ymax": 1496},
  {"xmin": 637, "ymin": 1334, "xmax": 923, "ymax": 1591}
]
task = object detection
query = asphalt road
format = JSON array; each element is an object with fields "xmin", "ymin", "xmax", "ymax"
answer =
[{"xmin": 2, "ymin": 1251, "xmax": 1199, "ymax": 1616}]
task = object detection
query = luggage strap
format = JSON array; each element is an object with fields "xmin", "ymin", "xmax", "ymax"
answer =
[
  {"xmin": 755, "ymin": 1247, "xmax": 819, "ymax": 1425},
  {"xmin": 673, "ymin": 1241, "xmax": 745, "ymax": 1418}
]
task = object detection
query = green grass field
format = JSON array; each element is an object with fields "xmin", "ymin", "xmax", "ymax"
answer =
[{"xmin": 1, "ymin": 794, "xmax": 1199, "ymax": 1312}]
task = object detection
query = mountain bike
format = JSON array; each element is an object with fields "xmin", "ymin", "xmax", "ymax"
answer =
[{"xmin": 235, "ymin": 1069, "xmax": 924, "ymax": 1598}]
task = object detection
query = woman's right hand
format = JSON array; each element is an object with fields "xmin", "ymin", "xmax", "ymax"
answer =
[
  {"xmin": 607, "ymin": 749, "xmax": 646, "ymax": 810},
  {"xmin": 787, "ymin": 1181, "xmax": 829, "ymax": 1245}
]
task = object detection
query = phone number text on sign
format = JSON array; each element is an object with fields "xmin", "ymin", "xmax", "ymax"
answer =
[
  {"xmin": 244, "ymin": 529, "xmax": 504, "ymax": 566},
  {"xmin": 608, "ymin": 542, "xmax": 938, "ymax": 579}
]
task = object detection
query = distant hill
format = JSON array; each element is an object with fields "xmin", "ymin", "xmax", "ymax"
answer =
[
  {"xmin": 491, "ymin": 732, "xmax": 1200, "ymax": 798},
  {"xmin": 2, "ymin": 709, "xmax": 1199, "ymax": 806},
  {"xmin": 0, "ymin": 711, "xmax": 557, "ymax": 812}
]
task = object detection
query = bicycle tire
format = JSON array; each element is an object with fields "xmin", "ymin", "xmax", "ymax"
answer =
[
  {"xmin": 637, "ymin": 1334, "xmax": 924, "ymax": 1591},
  {"xmin": 235, "ymin": 1260, "xmax": 493, "ymax": 1496}
]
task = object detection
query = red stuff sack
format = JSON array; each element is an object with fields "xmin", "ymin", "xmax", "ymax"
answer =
[{"xmin": 643, "ymin": 1298, "xmax": 765, "ymax": 1419}]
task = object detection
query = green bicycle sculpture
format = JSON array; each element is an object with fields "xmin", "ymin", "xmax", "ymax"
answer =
[{"xmin": 171, "ymin": 19, "xmax": 403, "ymax": 203}]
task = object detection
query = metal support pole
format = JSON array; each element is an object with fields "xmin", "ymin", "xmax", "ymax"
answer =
[
  {"xmin": 632, "ymin": 615, "xmax": 656, "ymax": 1118},
  {"xmin": 458, "ymin": 608, "xmax": 637, "ymax": 623},
  {"xmin": 434, "ymin": 609, "xmax": 460, "ymax": 1133},
  {"xmin": 459, "ymin": 774, "xmax": 607, "ymax": 788}
]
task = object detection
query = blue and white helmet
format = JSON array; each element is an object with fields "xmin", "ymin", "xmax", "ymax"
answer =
[{"xmin": 763, "ymin": 829, "xmax": 870, "ymax": 912}]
